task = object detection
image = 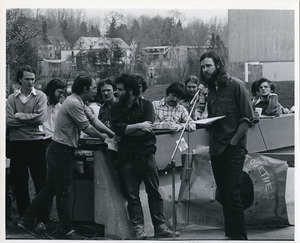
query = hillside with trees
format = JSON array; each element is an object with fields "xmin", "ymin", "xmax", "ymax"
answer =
[{"xmin": 6, "ymin": 8, "xmax": 228, "ymax": 92}]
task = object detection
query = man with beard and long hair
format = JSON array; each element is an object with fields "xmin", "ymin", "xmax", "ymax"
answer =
[
  {"xmin": 179, "ymin": 75, "xmax": 208, "ymax": 120},
  {"xmin": 199, "ymin": 51, "xmax": 255, "ymax": 240},
  {"xmin": 110, "ymin": 74, "xmax": 179, "ymax": 240}
]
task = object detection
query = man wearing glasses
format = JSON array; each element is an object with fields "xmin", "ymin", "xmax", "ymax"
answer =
[{"xmin": 253, "ymin": 78, "xmax": 281, "ymax": 116}]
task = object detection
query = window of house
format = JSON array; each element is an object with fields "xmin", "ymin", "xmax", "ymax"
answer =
[{"xmin": 49, "ymin": 53, "xmax": 52, "ymax": 58}]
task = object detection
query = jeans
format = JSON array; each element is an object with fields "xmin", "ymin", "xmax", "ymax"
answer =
[
  {"xmin": 10, "ymin": 140, "xmax": 46, "ymax": 218},
  {"xmin": 119, "ymin": 152, "xmax": 165, "ymax": 228},
  {"xmin": 23, "ymin": 141, "xmax": 75, "ymax": 234},
  {"xmin": 210, "ymin": 144, "xmax": 247, "ymax": 240}
]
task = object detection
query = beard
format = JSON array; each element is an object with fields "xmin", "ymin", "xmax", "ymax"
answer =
[
  {"xmin": 119, "ymin": 91, "xmax": 131, "ymax": 104},
  {"xmin": 187, "ymin": 91, "xmax": 196, "ymax": 100},
  {"xmin": 203, "ymin": 69, "xmax": 220, "ymax": 85},
  {"xmin": 48, "ymin": 93, "xmax": 60, "ymax": 105}
]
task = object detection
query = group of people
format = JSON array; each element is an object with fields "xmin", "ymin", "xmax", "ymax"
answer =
[{"xmin": 6, "ymin": 50, "xmax": 292, "ymax": 240}]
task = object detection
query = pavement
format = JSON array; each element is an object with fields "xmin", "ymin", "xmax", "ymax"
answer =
[
  {"xmin": 5, "ymin": 168, "xmax": 295, "ymax": 242},
  {"xmin": 5, "ymin": 224, "xmax": 294, "ymax": 241}
]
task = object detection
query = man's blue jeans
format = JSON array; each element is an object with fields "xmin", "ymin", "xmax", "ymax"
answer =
[
  {"xmin": 10, "ymin": 140, "xmax": 46, "ymax": 218},
  {"xmin": 210, "ymin": 144, "xmax": 247, "ymax": 240},
  {"xmin": 119, "ymin": 152, "xmax": 165, "ymax": 228},
  {"xmin": 22, "ymin": 141, "xmax": 75, "ymax": 234}
]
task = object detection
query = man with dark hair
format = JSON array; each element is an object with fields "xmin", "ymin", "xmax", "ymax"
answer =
[
  {"xmin": 18, "ymin": 75, "xmax": 114, "ymax": 240},
  {"xmin": 6, "ymin": 65, "xmax": 47, "ymax": 220},
  {"xmin": 97, "ymin": 78, "xmax": 117, "ymax": 128},
  {"xmin": 32, "ymin": 79, "xmax": 67, "ymax": 231},
  {"xmin": 200, "ymin": 51, "xmax": 255, "ymax": 240},
  {"xmin": 110, "ymin": 73, "xmax": 179, "ymax": 239},
  {"xmin": 179, "ymin": 75, "xmax": 208, "ymax": 120},
  {"xmin": 43, "ymin": 78, "xmax": 66, "ymax": 145},
  {"xmin": 253, "ymin": 78, "xmax": 289, "ymax": 115},
  {"xmin": 152, "ymin": 82, "xmax": 195, "ymax": 131}
]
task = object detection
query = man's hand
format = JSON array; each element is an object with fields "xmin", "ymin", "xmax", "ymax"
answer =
[
  {"xmin": 100, "ymin": 133, "xmax": 109, "ymax": 141},
  {"xmin": 282, "ymin": 107, "xmax": 290, "ymax": 114},
  {"xmin": 139, "ymin": 121, "xmax": 154, "ymax": 132},
  {"xmin": 170, "ymin": 124, "xmax": 182, "ymax": 132},
  {"xmin": 268, "ymin": 93, "xmax": 278, "ymax": 100},
  {"xmin": 185, "ymin": 123, "xmax": 196, "ymax": 131},
  {"xmin": 15, "ymin": 112, "xmax": 28, "ymax": 120}
]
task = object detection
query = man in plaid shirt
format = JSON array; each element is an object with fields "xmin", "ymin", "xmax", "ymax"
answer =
[{"xmin": 152, "ymin": 82, "xmax": 196, "ymax": 131}]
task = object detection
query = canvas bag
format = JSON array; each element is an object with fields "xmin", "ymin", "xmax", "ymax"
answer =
[{"xmin": 177, "ymin": 146, "xmax": 289, "ymax": 227}]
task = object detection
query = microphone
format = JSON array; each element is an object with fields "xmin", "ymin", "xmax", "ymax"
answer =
[
  {"xmin": 198, "ymin": 84, "xmax": 208, "ymax": 95},
  {"xmin": 189, "ymin": 84, "xmax": 208, "ymax": 105}
]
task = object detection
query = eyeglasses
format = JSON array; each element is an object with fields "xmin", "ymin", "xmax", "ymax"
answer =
[{"xmin": 259, "ymin": 85, "xmax": 270, "ymax": 89}]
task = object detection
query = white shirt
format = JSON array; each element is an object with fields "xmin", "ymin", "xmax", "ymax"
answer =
[
  {"xmin": 15, "ymin": 88, "xmax": 37, "ymax": 104},
  {"xmin": 43, "ymin": 102, "xmax": 61, "ymax": 139}
]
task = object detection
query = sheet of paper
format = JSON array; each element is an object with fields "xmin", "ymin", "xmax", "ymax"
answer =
[
  {"xmin": 105, "ymin": 138, "xmax": 118, "ymax": 151},
  {"xmin": 191, "ymin": 116, "xmax": 226, "ymax": 125}
]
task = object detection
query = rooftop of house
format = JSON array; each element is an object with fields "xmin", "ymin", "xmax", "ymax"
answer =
[
  {"xmin": 75, "ymin": 37, "xmax": 130, "ymax": 49},
  {"xmin": 142, "ymin": 46, "xmax": 172, "ymax": 55}
]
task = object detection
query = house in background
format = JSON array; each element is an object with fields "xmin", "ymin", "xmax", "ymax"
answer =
[
  {"xmin": 142, "ymin": 46, "xmax": 175, "ymax": 69},
  {"xmin": 72, "ymin": 36, "xmax": 131, "ymax": 72},
  {"xmin": 37, "ymin": 35, "xmax": 71, "ymax": 60},
  {"xmin": 73, "ymin": 36, "xmax": 131, "ymax": 58},
  {"xmin": 37, "ymin": 38, "xmax": 56, "ymax": 60}
]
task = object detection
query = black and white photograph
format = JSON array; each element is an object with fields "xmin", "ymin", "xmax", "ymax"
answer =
[{"xmin": 2, "ymin": 0, "xmax": 298, "ymax": 242}]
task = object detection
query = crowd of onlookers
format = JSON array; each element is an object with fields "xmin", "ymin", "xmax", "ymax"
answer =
[{"xmin": 6, "ymin": 62, "xmax": 294, "ymax": 240}]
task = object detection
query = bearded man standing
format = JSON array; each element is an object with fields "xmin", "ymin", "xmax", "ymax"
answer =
[
  {"xmin": 200, "ymin": 51, "xmax": 255, "ymax": 240},
  {"xmin": 110, "ymin": 74, "xmax": 179, "ymax": 240}
]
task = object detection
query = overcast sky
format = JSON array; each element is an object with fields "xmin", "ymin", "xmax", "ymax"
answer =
[{"xmin": 85, "ymin": 8, "xmax": 228, "ymax": 23}]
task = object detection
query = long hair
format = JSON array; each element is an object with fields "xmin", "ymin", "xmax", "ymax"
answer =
[
  {"xmin": 44, "ymin": 79, "xmax": 66, "ymax": 96},
  {"xmin": 199, "ymin": 51, "xmax": 226, "ymax": 87},
  {"xmin": 256, "ymin": 78, "xmax": 272, "ymax": 89},
  {"xmin": 185, "ymin": 75, "xmax": 199, "ymax": 86}
]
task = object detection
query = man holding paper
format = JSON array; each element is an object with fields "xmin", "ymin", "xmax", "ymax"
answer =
[{"xmin": 200, "ymin": 51, "xmax": 255, "ymax": 240}]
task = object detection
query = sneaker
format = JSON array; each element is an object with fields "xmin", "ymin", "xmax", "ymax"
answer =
[
  {"xmin": 133, "ymin": 225, "xmax": 147, "ymax": 240},
  {"xmin": 18, "ymin": 217, "xmax": 40, "ymax": 238},
  {"xmin": 36, "ymin": 222, "xmax": 47, "ymax": 232},
  {"xmin": 58, "ymin": 229, "xmax": 88, "ymax": 240},
  {"xmin": 154, "ymin": 224, "xmax": 180, "ymax": 238},
  {"xmin": 35, "ymin": 222, "xmax": 55, "ymax": 239}
]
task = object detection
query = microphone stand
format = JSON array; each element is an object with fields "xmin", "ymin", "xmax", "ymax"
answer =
[{"xmin": 165, "ymin": 89, "xmax": 201, "ymax": 240}]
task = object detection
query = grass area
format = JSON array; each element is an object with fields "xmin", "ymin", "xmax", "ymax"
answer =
[{"xmin": 143, "ymin": 81, "xmax": 295, "ymax": 109}]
